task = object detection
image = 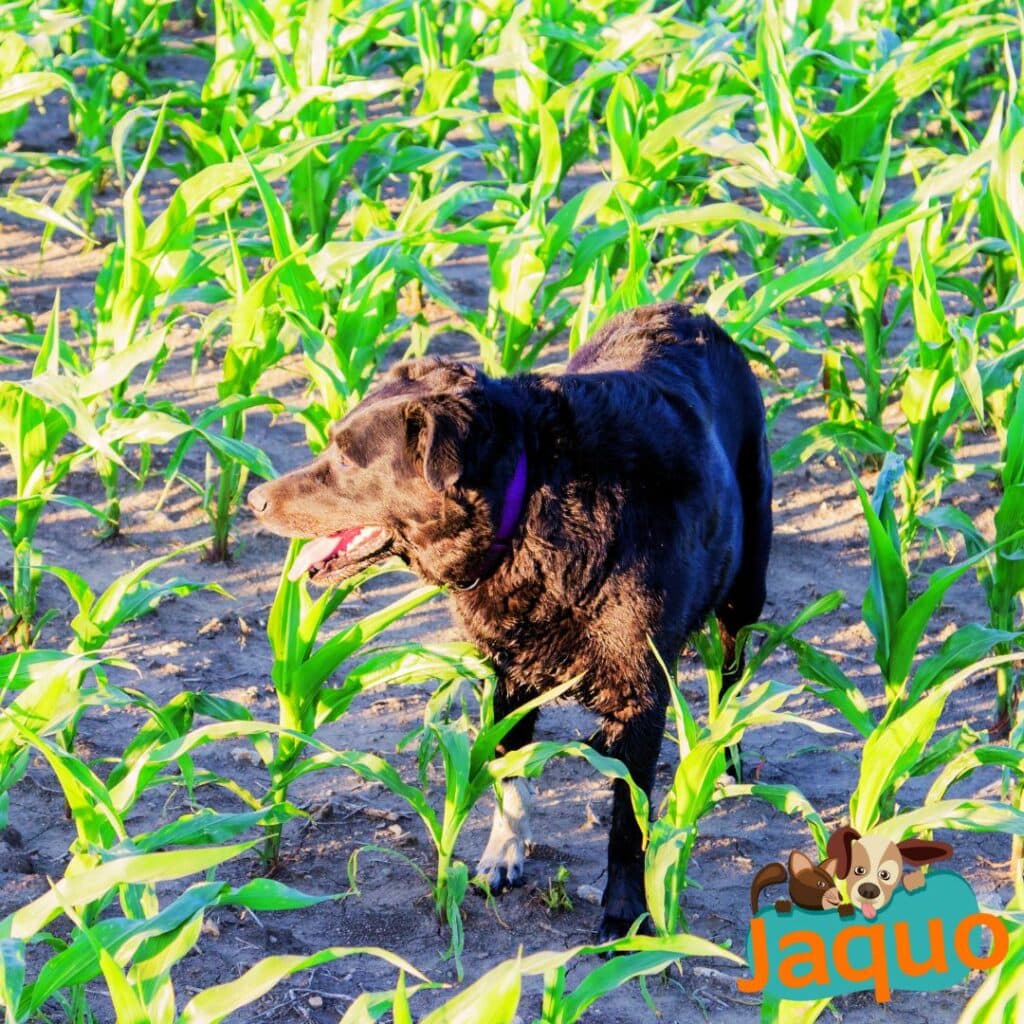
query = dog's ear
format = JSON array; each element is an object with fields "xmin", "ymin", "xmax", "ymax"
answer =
[
  {"xmin": 826, "ymin": 827, "xmax": 860, "ymax": 879},
  {"xmin": 897, "ymin": 839, "xmax": 953, "ymax": 866},
  {"xmin": 386, "ymin": 356, "xmax": 477, "ymax": 386},
  {"xmin": 386, "ymin": 356, "xmax": 445, "ymax": 384},
  {"xmin": 819, "ymin": 857, "xmax": 838, "ymax": 877},
  {"xmin": 405, "ymin": 399, "xmax": 465, "ymax": 492},
  {"xmin": 789, "ymin": 850, "xmax": 814, "ymax": 876}
]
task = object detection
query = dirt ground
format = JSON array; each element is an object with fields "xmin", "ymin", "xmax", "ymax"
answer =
[{"xmin": 1, "ymin": 99, "xmax": 1016, "ymax": 1024}]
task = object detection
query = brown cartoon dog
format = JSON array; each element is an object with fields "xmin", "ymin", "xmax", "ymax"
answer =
[
  {"xmin": 750, "ymin": 850, "xmax": 854, "ymax": 917},
  {"xmin": 826, "ymin": 827, "xmax": 953, "ymax": 920}
]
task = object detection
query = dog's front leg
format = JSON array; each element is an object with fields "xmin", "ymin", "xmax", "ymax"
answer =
[
  {"xmin": 477, "ymin": 777, "xmax": 533, "ymax": 891},
  {"xmin": 476, "ymin": 685, "xmax": 538, "ymax": 893},
  {"xmin": 597, "ymin": 701, "xmax": 666, "ymax": 943}
]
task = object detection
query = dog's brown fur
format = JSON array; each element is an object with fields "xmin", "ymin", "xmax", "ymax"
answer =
[
  {"xmin": 249, "ymin": 303, "xmax": 773, "ymax": 940},
  {"xmin": 750, "ymin": 851, "xmax": 852, "ymax": 916}
]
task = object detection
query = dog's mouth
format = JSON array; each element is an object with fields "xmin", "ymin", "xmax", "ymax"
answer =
[
  {"xmin": 288, "ymin": 527, "xmax": 392, "ymax": 584},
  {"xmin": 857, "ymin": 899, "xmax": 882, "ymax": 920}
]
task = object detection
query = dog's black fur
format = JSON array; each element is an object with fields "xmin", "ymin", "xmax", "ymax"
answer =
[{"xmin": 249, "ymin": 302, "xmax": 772, "ymax": 940}]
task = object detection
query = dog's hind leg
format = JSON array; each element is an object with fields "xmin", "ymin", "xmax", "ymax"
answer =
[
  {"xmin": 476, "ymin": 689, "xmax": 538, "ymax": 892},
  {"xmin": 596, "ymin": 699, "xmax": 667, "ymax": 943},
  {"xmin": 716, "ymin": 433, "xmax": 772, "ymax": 779}
]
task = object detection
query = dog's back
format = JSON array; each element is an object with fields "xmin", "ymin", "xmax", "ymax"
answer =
[{"xmin": 566, "ymin": 302, "xmax": 772, "ymax": 674}]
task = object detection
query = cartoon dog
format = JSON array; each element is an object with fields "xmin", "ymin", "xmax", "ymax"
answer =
[
  {"xmin": 751, "ymin": 850, "xmax": 854, "ymax": 917},
  {"xmin": 827, "ymin": 827, "xmax": 953, "ymax": 920}
]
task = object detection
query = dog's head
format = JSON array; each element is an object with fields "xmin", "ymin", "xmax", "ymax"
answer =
[
  {"xmin": 248, "ymin": 358, "xmax": 526, "ymax": 588},
  {"xmin": 788, "ymin": 850, "xmax": 843, "ymax": 910},
  {"xmin": 827, "ymin": 827, "xmax": 952, "ymax": 919}
]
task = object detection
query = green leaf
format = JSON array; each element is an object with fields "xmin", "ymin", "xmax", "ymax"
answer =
[
  {"xmin": 176, "ymin": 947, "xmax": 426, "ymax": 1024},
  {"xmin": 850, "ymin": 688, "xmax": 948, "ymax": 833},
  {"xmin": 0, "ymin": 845, "xmax": 252, "ymax": 942},
  {"xmin": 0, "ymin": 939, "xmax": 24, "ymax": 1020},
  {"xmin": 0, "ymin": 71, "xmax": 69, "ymax": 115}
]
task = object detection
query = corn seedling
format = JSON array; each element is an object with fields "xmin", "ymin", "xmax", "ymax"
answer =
[
  {"xmin": 262, "ymin": 545, "xmax": 446, "ymax": 862},
  {"xmin": 538, "ymin": 865, "xmax": 573, "ymax": 913},
  {"xmin": 646, "ymin": 595, "xmax": 846, "ymax": 936},
  {"xmin": 329, "ymin": 674, "xmax": 649, "ymax": 975},
  {"xmin": 0, "ymin": 303, "xmax": 105, "ymax": 647}
]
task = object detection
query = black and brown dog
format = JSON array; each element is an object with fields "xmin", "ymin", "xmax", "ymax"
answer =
[{"xmin": 249, "ymin": 302, "xmax": 772, "ymax": 941}]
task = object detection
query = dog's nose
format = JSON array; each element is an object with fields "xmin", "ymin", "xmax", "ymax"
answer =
[
  {"xmin": 248, "ymin": 484, "xmax": 270, "ymax": 515},
  {"xmin": 857, "ymin": 883, "xmax": 880, "ymax": 900}
]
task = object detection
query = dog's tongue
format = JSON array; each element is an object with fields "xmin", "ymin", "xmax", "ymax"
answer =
[
  {"xmin": 288, "ymin": 533, "xmax": 351, "ymax": 582},
  {"xmin": 859, "ymin": 902, "xmax": 877, "ymax": 921}
]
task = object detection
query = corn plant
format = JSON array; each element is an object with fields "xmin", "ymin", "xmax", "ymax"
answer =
[
  {"xmin": 0, "ymin": 816, "xmax": 424, "ymax": 1024},
  {"xmin": 0, "ymin": 649, "xmax": 116, "ymax": 831},
  {"xmin": 158, "ymin": 393, "xmax": 281, "ymax": 560},
  {"xmin": 88, "ymin": 694, "xmax": 643, "ymax": 979},
  {"xmin": 327, "ymin": 674, "xmax": 649, "ymax": 976},
  {"xmin": 978, "ymin": 89, "xmax": 1024, "ymax": 324},
  {"xmin": 958, "ymin": 921, "xmax": 1024, "ymax": 1024},
  {"xmin": 18, "ymin": 101, "xmax": 179, "ymax": 538},
  {"xmin": 339, "ymin": 932, "xmax": 741, "ymax": 1024},
  {"xmin": 260, "ymin": 547, "xmax": 445, "ymax": 863},
  {"xmin": 40, "ymin": 541, "xmax": 228, "ymax": 752},
  {"xmin": 0, "ymin": 304, "xmax": 101, "ymax": 648},
  {"xmin": 645, "ymin": 594, "xmax": 845, "ymax": 936},
  {"xmin": 784, "ymin": 461, "xmax": 1024, "ymax": 830},
  {"xmin": 918, "ymin": 387, "xmax": 1024, "ymax": 734}
]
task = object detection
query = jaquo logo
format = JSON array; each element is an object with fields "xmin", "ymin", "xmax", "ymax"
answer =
[{"xmin": 737, "ymin": 827, "xmax": 1009, "ymax": 1003}]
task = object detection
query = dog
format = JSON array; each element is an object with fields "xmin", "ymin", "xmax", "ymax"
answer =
[
  {"xmin": 826, "ymin": 827, "xmax": 953, "ymax": 920},
  {"xmin": 750, "ymin": 850, "xmax": 854, "ymax": 917},
  {"xmin": 248, "ymin": 302, "xmax": 773, "ymax": 941}
]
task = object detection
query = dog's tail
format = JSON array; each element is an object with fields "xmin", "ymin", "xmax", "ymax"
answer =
[{"xmin": 750, "ymin": 862, "xmax": 788, "ymax": 914}]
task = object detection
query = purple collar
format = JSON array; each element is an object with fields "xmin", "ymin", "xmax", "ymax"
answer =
[
  {"xmin": 454, "ymin": 450, "xmax": 527, "ymax": 590},
  {"xmin": 492, "ymin": 449, "xmax": 528, "ymax": 551}
]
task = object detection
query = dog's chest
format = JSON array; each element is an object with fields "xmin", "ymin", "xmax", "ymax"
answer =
[{"xmin": 453, "ymin": 586, "xmax": 589, "ymax": 691}]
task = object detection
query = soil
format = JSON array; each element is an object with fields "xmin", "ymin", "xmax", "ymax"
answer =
[{"xmin": 0, "ymin": 74, "xmax": 1015, "ymax": 1024}]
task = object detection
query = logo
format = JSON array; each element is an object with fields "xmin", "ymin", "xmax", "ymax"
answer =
[{"xmin": 737, "ymin": 827, "xmax": 1009, "ymax": 1003}]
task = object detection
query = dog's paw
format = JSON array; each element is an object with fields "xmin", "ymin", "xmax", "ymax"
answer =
[
  {"xmin": 596, "ymin": 909, "xmax": 654, "ymax": 947},
  {"xmin": 475, "ymin": 778, "xmax": 531, "ymax": 894},
  {"xmin": 596, "ymin": 880, "xmax": 651, "ymax": 948},
  {"xmin": 475, "ymin": 839, "xmax": 527, "ymax": 893},
  {"xmin": 903, "ymin": 870, "xmax": 926, "ymax": 892}
]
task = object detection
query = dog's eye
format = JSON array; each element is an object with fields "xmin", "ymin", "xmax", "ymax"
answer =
[
  {"xmin": 854, "ymin": 866, "xmax": 866, "ymax": 875},
  {"xmin": 879, "ymin": 870, "xmax": 891, "ymax": 881},
  {"xmin": 818, "ymin": 881, "xmax": 826, "ymax": 888}
]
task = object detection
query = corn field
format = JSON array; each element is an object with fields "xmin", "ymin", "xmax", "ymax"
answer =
[{"xmin": 0, "ymin": 0, "xmax": 1023, "ymax": 1020}]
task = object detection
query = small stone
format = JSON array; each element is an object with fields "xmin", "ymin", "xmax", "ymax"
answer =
[
  {"xmin": 362, "ymin": 807, "xmax": 398, "ymax": 822},
  {"xmin": 198, "ymin": 617, "xmax": 222, "ymax": 637},
  {"xmin": 576, "ymin": 884, "xmax": 603, "ymax": 905},
  {"xmin": 231, "ymin": 747, "xmax": 260, "ymax": 767},
  {"xmin": 201, "ymin": 918, "xmax": 220, "ymax": 939},
  {"xmin": 308, "ymin": 996, "xmax": 323, "ymax": 1009},
  {"xmin": 374, "ymin": 822, "xmax": 417, "ymax": 847}
]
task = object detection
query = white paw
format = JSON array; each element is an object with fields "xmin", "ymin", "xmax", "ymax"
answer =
[{"xmin": 476, "ymin": 778, "xmax": 532, "ymax": 892}]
